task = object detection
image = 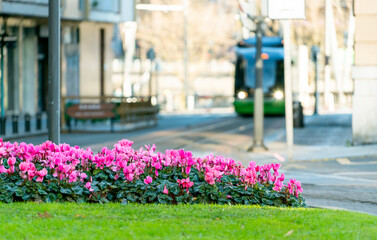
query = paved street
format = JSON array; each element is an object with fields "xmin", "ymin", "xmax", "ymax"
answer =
[
  {"xmin": 283, "ymin": 157, "xmax": 377, "ymax": 215},
  {"xmin": 7, "ymin": 112, "xmax": 377, "ymax": 215}
]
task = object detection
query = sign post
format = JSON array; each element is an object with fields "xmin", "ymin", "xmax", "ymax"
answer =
[
  {"xmin": 267, "ymin": 0, "xmax": 306, "ymax": 160},
  {"xmin": 283, "ymin": 20, "xmax": 294, "ymax": 159}
]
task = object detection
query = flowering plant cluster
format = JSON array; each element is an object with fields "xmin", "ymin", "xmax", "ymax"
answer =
[{"xmin": 0, "ymin": 138, "xmax": 305, "ymax": 207}]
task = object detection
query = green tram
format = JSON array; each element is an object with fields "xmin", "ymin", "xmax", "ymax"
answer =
[{"xmin": 233, "ymin": 37, "xmax": 285, "ymax": 115}]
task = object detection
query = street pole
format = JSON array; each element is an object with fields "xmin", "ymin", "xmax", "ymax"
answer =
[
  {"xmin": 313, "ymin": 47, "xmax": 320, "ymax": 115},
  {"xmin": 250, "ymin": 18, "xmax": 267, "ymax": 151},
  {"xmin": 0, "ymin": 29, "xmax": 4, "ymax": 119},
  {"xmin": 324, "ymin": 0, "xmax": 331, "ymax": 109},
  {"xmin": 283, "ymin": 20, "xmax": 294, "ymax": 159},
  {"xmin": 183, "ymin": 0, "xmax": 189, "ymax": 110},
  {"xmin": 0, "ymin": 28, "xmax": 4, "ymax": 135},
  {"xmin": 48, "ymin": 0, "xmax": 61, "ymax": 143}
]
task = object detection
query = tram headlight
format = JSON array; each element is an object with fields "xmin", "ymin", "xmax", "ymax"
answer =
[
  {"xmin": 237, "ymin": 91, "xmax": 248, "ymax": 100},
  {"xmin": 273, "ymin": 90, "xmax": 284, "ymax": 100}
]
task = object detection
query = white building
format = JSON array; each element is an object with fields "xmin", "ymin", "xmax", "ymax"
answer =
[
  {"xmin": 0, "ymin": 0, "xmax": 134, "ymax": 136},
  {"xmin": 352, "ymin": 0, "xmax": 377, "ymax": 144}
]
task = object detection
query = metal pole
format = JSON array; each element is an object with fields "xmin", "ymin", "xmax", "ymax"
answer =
[
  {"xmin": 183, "ymin": 0, "xmax": 189, "ymax": 110},
  {"xmin": 48, "ymin": 0, "xmax": 61, "ymax": 143},
  {"xmin": 324, "ymin": 0, "xmax": 331, "ymax": 109},
  {"xmin": 251, "ymin": 19, "xmax": 266, "ymax": 151},
  {"xmin": 314, "ymin": 50, "xmax": 319, "ymax": 115},
  {"xmin": 283, "ymin": 20, "xmax": 294, "ymax": 159},
  {"xmin": 0, "ymin": 36, "xmax": 4, "ymax": 118}
]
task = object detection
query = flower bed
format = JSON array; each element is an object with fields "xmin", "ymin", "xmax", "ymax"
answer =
[{"xmin": 0, "ymin": 138, "xmax": 305, "ymax": 207}]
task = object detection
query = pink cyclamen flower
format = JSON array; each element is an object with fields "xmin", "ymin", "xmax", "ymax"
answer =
[
  {"xmin": 85, "ymin": 182, "xmax": 94, "ymax": 192},
  {"xmin": 277, "ymin": 173, "xmax": 285, "ymax": 182},
  {"xmin": 177, "ymin": 177, "xmax": 194, "ymax": 193},
  {"xmin": 144, "ymin": 175, "xmax": 153, "ymax": 185},
  {"xmin": 38, "ymin": 168, "xmax": 48, "ymax": 177},
  {"xmin": 7, "ymin": 166, "xmax": 15, "ymax": 174},
  {"xmin": 0, "ymin": 165, "xmax": 7, "ymax": 174},
  {"xmin": 35, "ymin": 168, "xmax": 48, "ymax": 182},
  {"xmin": 163, "ymin": 185, "xmax": 169, "ymax": 194},
  {"xmin": 273, "ymin": 180, "xmax": 283, "ymax": 192},
  {"xmin": 7, "ymin": 157, "xmax": 16, "ymax": 166},
  {"xmin": 19, "ymin": 162, "xmax": 29, "ymax": 172}
]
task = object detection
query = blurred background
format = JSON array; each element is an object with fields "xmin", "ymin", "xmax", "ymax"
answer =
[{"xmin": 0, "ymin": 0, "xmax": 373, "ymax": 145}]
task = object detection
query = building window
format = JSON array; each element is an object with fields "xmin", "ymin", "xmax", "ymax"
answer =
[{"xmin": 91, "ymin": 0, "xmax": 119, "ymax": 13}]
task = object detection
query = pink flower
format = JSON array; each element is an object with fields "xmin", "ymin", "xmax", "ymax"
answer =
[
  {"xmin": 7, "ymin": 166, "xmax": 15, "ymax": 174},
  {"xmin": 38, "ymin": 168, "xmax": 48, "ymax": 177},
  {"xmin": 277, "ymin": 173, "xmax": 285, "ymax": 182},
  {"xmin": 27, "ymin": 169, "xmax": 36, "ymax": 180},
  {"xmin": 85, "ymin": 182, "xmax": 94, "ymax": 192},
  {"xmin": 144, "ymin": 175, "xmax": 153, "ymax": 185},
  {"xmin": 205, "ymin": 171, "xmax": 215, "ymax": 185},
  {"xmin": 80, "ymin": 172, "xmax": 87, "ymax": 180},
  {"xmin": 19, "ymin": 162, "xmax": 29, "ymax": 172},
  {"xmin": 0, "ymin": 165, "xmax": 6, "ymax": 173},
  {"xmin": 272, "ymin": 163, "xmax": 281, "ymax": 172},
  {"xmin": 185, "ymin": 166, "xmax": 191, "ymax": 175},
  {"xmin": 163, "ymin": 185, "xmax": 169, "ymax": 194},
  {"xmin": 273, "ymin": 180, "xmax": 283, "ymax": 192},
  {"xmin": 7, "ymin": 157, "xmax": 16, "ymax": 166},
  {"xmin": 177, "ymin": 177, "xmax": 194, "ymax": 193},
  {"xmin": 287, "ymin": 179, "xmax": 303, "ymax": 197}
]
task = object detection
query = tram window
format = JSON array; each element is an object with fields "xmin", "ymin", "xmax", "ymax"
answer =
[
  {"xmin": 275, "ymin": 60, "xmax": 284, "ymax": 88},
  {"xmin": 245, "ymin": 60, "xmax": 277, "ymax": 93},
  {"xmin": 263, "ymin": 61, "xmax": 277, "ymax": 92}
]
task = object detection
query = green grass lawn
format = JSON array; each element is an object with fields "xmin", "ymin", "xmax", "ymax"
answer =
[{"xmin": 0, "ymin": 203, "xmax": 376, "ymax": 240}]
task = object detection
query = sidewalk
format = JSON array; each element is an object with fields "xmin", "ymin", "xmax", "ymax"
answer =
[{"xmin": 244, "ymin": 113, "xmax": 377, "ymax": 163}]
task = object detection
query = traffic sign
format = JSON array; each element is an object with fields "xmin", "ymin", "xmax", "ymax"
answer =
[{"xmin": 267, "ymin": 0, "xmax": 306, "ymax": 20}]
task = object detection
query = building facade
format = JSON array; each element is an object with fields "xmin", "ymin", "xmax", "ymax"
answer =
[
  {"xmin": 0, "ymin": 0, "xmax": 134, "ymax": 137},
  {"xmin": 352, "ymin": 0, "xmax": 377, "ymax": 144}
]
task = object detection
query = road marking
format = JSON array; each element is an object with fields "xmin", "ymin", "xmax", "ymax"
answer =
[
  {"xmin": 273, "ymin": 153, "xmax": 285, "ymax": 162},
  {"xmin": 334, "ymin": 171, "xmax": 377, "ymax": 176},
  {"xmin": 238, "ymin": 125, "xmax": 246, "ymax": 131},
  {"xmin": 336, "ymin": 158, "xmax": 377, "ymax": 165},
  {"xmin": 283, "ymin": 164, "xmax": 306, "ymax": 169}
]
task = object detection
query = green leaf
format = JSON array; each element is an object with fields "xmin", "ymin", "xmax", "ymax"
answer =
[
  {"xmin": 126, "ymin": 193, "xmax": 138, "ymax": 202},
  {"xmin": 261, "ymin": 198, "xmax": 274, "ymax": 206},
  {"xmin": 107, "ymin": 193, "xmax": 114, "ymax": 201},
  {"xmin": 48, "ymin": 193, "xmax": 57, "ymax": 202},
  {"xmin": 97, "ymin": 172, "xmax": 109, "ymax": 180},
  {"xmin": 22, "ymin": 193, "xmax": 31, "ymax": 201},
  {"xmin": 60, "ymin": 188, "xmax": 72, "ymax": 194},
  {"xmin": 100, "ymin": 197, "xmax": 109, "ymax": 203},
  {"xmin": 93, "ymin": 169, "xmax": 101, "ymax": 175},
  {"xmin": 99, "ymin": 181, "xmax": 108, "ymax": 190},
  {"xmin": 48, "ymin": 182, "xmax": 59, "ymax": 192},
  {"xmin": 37, "ymin": 189, "xmax": 48, "ymax": 195},
  {"xmin": 145, "ymin": 191, "xmax": 157, "ymax": 201},
  {"xmin": 72, "ymin": 185, "xmax": 84, "ymax": 195},
  {"xmin": 117, "ymin": 191, "xmax": 125, "ymax": 199},
  {"xmin": 14, "ymin": 187, "xmax": 23, "ymax": 197}
]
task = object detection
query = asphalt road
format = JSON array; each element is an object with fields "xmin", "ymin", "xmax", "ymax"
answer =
[
  {"xmin": 8, "ymin": 113, "xmax": 377, "ymax": 215},
  {"xmin": 283, "ymin": 157, "xmax": 377, "ymax": 215}
]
